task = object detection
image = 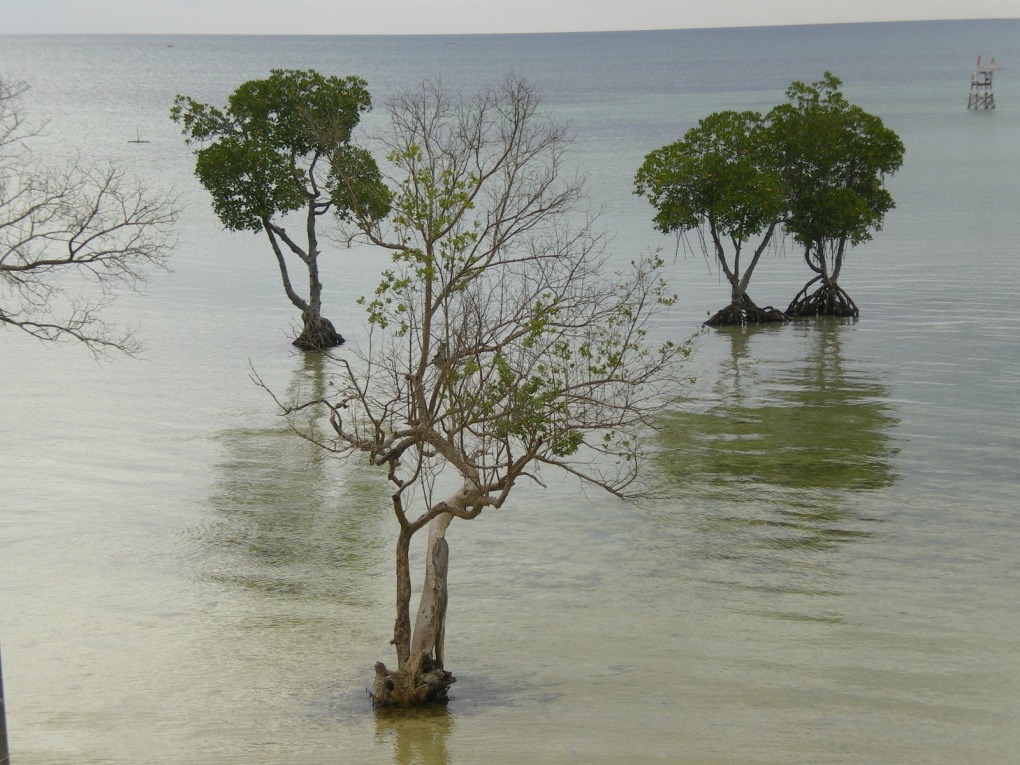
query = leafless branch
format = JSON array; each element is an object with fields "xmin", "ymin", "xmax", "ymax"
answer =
[{"xmin": 1, "ymin": 77, "xmax": 178, "ymax": 356}]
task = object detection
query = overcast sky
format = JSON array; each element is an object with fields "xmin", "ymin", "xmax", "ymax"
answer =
[{"xmin": 3, "ymin": 0, "xmax": 1018, "ymax": 35}]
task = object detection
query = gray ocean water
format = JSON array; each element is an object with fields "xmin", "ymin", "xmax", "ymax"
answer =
[{"xmin": 2, "ymin": 20, "xmax": 1019, "ymax": 764}]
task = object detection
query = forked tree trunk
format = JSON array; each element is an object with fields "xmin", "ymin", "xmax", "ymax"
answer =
[
  {"xmin": 264, "ymin": 219, "xmax": 346, "ymax": 351},
  {"xmin": 704, "ymin": 222, "xmax": 784, "ymax": 326},
  {"xmin": 372, "ymin": 514, "xmax": 456, "ymax": 708},
  {"xmin": 786, "ymin": 239, "xmax": 859, "ymax": 318}
]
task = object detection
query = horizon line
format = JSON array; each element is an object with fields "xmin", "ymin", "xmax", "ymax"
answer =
[{"xmin": 1, "ymin": 17, "xmax": 1015, "ymax": 38}]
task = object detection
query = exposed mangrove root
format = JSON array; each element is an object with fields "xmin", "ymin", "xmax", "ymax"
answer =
[
  {"xmin": 372, "ymin": 531, "xmax": 455, "ymax": 709},
  {"xmin": 705, "ymin": 294, "xmax": 788, "ymax": 326},
  {"xmin": 371, "ymin": 658, "xmax": 456, "ymax": 708},
  {"xmin": 786, "ymin": 280, "xmax": 859, "ymax": 318},
  {"xmin": 293, "ymin": 313, "xmax": 345, "ymax": 351}
]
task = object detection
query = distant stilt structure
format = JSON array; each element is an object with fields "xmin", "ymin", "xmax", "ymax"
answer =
[{"xmin": 968, "ymin": 56, "xmax": 1003, "ymax": 110}]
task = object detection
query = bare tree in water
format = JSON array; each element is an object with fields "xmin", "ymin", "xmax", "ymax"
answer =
[
  {"xmin": 1, "ymin": 77, "xmax": 177, "ymax": 355},
  {"xmin": 267, "ymin": 76, "xmax": 690, "ymax": 706}
]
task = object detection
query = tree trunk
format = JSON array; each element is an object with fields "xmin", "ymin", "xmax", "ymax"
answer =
[
  {"xmin": 371, "ymin": 514, "xmax": 456, "ymax": 708},
  {"xmin": 293, "ymin": 311, "xmax": 344, "ymax": 351},
  {"xmin": 264, "ymin": 221, "xmax": 345, "ymax": 351},
  {"xmin": 294, "ymin": 233, "xmax": 344, "ymax": 350},
  {"xmin": 410, "ymin": 515, "xmax": 452, "ymax": 671},
  {"xmin": 786, "ymin": 275, "xmax": 859, "ymax": 318},
  {"xmin": 704, "ymin": 221, "xmax": 780, "ymax": 326},
  {"xmin": 371, "ymin": 656, "xmax": 455, "ymax": 709},
  {"xmin": 706, "ymin": 290, "xmax": 787, "ymax": 326},
  {"xmin": 786, "ymin": 239, "xmax": 858, "ymax": 318},
  {"xmin": 392, "ymin": 527, "xmax": 414, "ymax": 670}
]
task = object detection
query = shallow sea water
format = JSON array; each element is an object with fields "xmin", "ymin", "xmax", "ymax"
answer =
[{"xmin": 2, "ymin": 20, "xmax": 1020, "ymax": 764}]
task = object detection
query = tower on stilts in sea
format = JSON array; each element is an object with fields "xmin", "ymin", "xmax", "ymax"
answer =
[{"xmin": 968, "ymin": 56, "xmax": 1003, "ymax": 110}]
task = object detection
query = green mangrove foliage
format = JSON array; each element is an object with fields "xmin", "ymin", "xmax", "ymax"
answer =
[
  {"xmin": 172, "ymin": 69, "xmax": 388, "ymax": 349},
  {"xmin": 635, "ymin": 72, "xmax": 903, "ymax": 324},
  {"xmin": 635, "ymin": 109, "xmax": 786, "ymax": 326},
  {"xmin": 771, "ymin": 74, "xmax": 905, "ymax": 317}
]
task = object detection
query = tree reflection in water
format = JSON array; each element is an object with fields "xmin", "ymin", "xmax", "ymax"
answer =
[
  {"xmin": 203, "ymin": 351, "xmax": 388, "ymax": 605},
  {"xmin": 652, "ymin": 319, "xmax": 900, "ymax": 621},
  {"xmin": 374, "ymin": 704, "xmax": 453, "ymax": 765}
]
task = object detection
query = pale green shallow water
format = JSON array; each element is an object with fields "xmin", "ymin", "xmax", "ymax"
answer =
[{"xmin": 2, "ymin": 21, "xmax": 1020, "ymax": 763}]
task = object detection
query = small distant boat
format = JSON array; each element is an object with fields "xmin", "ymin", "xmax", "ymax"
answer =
[{"xmin": 128, "ymin": 129, "xmax": 150, "ymax": 144}]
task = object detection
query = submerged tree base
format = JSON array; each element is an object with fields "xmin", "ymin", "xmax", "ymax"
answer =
[
  {"xmin": 705, "ymin": 297, "xmax": 788, "ymax": 327},
  {"xmin": 371, "ymin": 659, "xmax": 456, "ymax": 708},
  {"xmin": 293, "ymin": 315, "xmax": 345, "ymax": 351},
  {"xmin": 786, "ymin": 283, "xmax": 859, "ymax": 318}
]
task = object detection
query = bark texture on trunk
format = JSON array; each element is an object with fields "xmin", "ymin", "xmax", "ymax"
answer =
[
  {"xmin": 410, "ymin": 517, "xmax": 451, "ymax": 671},
  {"xmin": 371, "ymin": 514, "xmax": 456, "ymax": 708}
]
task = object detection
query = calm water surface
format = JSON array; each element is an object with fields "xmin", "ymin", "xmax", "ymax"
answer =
[{"xmin": 1, "ymin": 21, "xmax": 1019, "ymax": 764}]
